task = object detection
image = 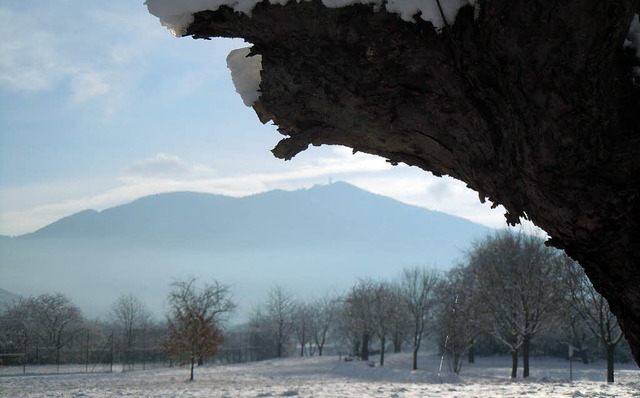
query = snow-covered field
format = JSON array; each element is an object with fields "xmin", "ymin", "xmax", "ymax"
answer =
[{"xmin": 1, "ymin": 353, "xmax": 639, "ymax": 397}]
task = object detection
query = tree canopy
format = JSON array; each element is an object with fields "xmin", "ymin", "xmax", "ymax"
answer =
[{"xmin": 164, "ymin": 278, "xmax": 235, "ymax": 380}]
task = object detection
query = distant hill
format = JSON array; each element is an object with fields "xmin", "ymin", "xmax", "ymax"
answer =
[
  {"xmin": 0, "ymin": 182, "xmax": 491, "ymax": 321},
  {"xmin": 0, "ymin": 288, "xmax": 20, "ymax": 312}
]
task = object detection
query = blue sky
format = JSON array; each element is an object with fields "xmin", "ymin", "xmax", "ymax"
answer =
[{"xmin": 0, "ymin": 0, "xmax": 513, "ymax": 236}]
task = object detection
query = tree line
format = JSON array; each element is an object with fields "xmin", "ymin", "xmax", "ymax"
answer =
[
  {"xmin": 0, "ymin": 278, "xmax": 235, "ymax": 380},
  {"xmin": 0, "ymin": 291, "xmax": 166, "ymax": 373},
  {"xmin": 240, "ymin": 231, "xmax": 631, "ymax": 382},
  {"xmin": 0, "ymin": 230, "xmax": 632, "ymax": 381}
]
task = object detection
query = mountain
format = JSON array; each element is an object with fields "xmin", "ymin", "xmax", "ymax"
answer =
[
  {"xmin": 0, "ymin": 288, "xmax": 20, "ymax": 312},
  {"xmin": 23, "ymin": 183, "xmax": 485, "ymax": 251},
  {"xmin": 0, "ymin": 182, "xmax": 491, "ymax": 321}
]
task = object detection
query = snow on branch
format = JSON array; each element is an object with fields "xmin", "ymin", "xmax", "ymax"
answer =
[
  {"xmin": 226, "ymin": 47, "xmax": 262, "ymax": 107},
  {"xmin": 145, "ymin": 0, "xmax": 477, "ymax": 36},
  {"xmin": 626, "ymin": 13, "xmax": 640, "ymax": 59}
]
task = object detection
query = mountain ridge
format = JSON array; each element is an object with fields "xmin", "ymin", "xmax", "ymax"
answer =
[
  {"xmin": 0, "ymin": 182, "xmax": 491, "ymax": 320},
  {"xmin": 17, "ymin": 182, "xmax": 483, "ymax": 251}
]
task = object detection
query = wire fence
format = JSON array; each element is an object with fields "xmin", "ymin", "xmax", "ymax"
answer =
[
  {"xmin": 0, "ymin": 337, "xmax": 265, "ymax": 376},
  {"xmin": 0, "ymin": 341, "xmax": 171, "ymax": 376},
  {"xmin": 215, "ymin": 345, "xmax": 263, "ymax": 364}
]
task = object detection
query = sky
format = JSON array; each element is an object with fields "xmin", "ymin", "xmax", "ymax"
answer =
[{"xmin": 0, "ymin": 0, "xmax": 522, "ymax": 237}]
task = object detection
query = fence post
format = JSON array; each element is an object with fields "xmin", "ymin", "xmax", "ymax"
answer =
[
  {"xmin": 142, "ymin": 328, "xmax": 147, "ymax": 371},
  {"xmin": 122, "ymin": 330, "xmax": 125, "ymax": 373},
  {"xmin": 56, "ymin": 345, "xmax": 60, "ymax": 374},
  {"xmin": 110, "ymin": 331, "xmax": 114, "ymax": 373},
  {"xmin": 85, "ymin": 329, "xmax": 89, "ymax": 373},
  {"xmin": 22, "ymin": 332, "xmax": 27, "ymax": 375}
]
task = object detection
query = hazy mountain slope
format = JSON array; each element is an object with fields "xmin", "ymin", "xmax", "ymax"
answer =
[
  {"xmin": 0, "ymin": 288, "xmax": 20, "ymax": 312},
  {"xmin": 0, "ymin": 182, "xmax": 491, "ymax": 320},
  {"xmin": 23, "ymin": 193, "xmax": 235, "ymax": 245},
  {"xmin": 21, "ymin": 183, "xmax": 484, "ymax": 251}
]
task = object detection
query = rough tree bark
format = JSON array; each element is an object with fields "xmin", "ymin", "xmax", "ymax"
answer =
[{"xmin": 177, "ymin": 0, "xmax": 640, "ymax": 363}]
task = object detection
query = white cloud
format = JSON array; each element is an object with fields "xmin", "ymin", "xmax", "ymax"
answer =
[
  {"xmin": 0, "ymin": 177, "xmax": 120, "ymax": 235},
  {"xmin": 0, "ymin": 3, "xmax": 189, "ymax": 108},
  {"xmin": 70, "ymin": 71, "xmax": 112, "ymax": 102},
  {"xmin": 0, "ymin": 6, "xmax": 117, "ymax": 106},
  {"xmin": 0, "ymin": 8, "xmax": 64, "ymax": 92},
  {"xmin": 126, "ymin": 153, "xmax": 195, "ymax": 177}
]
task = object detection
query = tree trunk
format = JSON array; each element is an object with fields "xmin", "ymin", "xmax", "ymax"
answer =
[
  {"xmin": 510, "ymin": 349, "xmax": 518, "ymax": 379},
  {"xmin": 606, "ymin": 343, "xmax": 616, "ymax": 383},
  {"xmin": 352, "ymin": 339, "xmax": 360, "ymax": 358},
  {"xmin": 580, "ymin": 350, "xmax": 589, "ymax": 365},
  {"xmin": 467, "ymin": 342, "xmax": 475, "ymax": 364},
  {"xmin": 522, "ymin": 337, "xmax": 530, "ymax": 378},
  {"xmin": 173, "ymin": 0, "xmax": 640, "ymax": 365},
  {"xmin": 190, "ymin": 356, "xmax": 195, "ymax": 381},
  {"xmin": 56, "ymin": 345, "xmax": 61, "ymax": 374},
  {"xmin": 379, "ymin": 336, "xmax": 386, "ymax": 366},
  {"xmin": 412, "ymin": 348, "xmax": 418, "ymax": 371},
  {"xmin": 361, "ymin": 333, "xmax": 370, "ymax": 361},
  {"xmin": 393, "ymin": 333, "xmax": 402, "ymax": 353},
  {"xmin": 453, "ymin": 352, "xmax": 462, "ymax": 375}
]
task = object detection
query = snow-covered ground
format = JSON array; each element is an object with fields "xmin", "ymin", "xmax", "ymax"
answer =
[{"xmin": 1, "ymin": 353, "xmax": 639, "ymax": 397}]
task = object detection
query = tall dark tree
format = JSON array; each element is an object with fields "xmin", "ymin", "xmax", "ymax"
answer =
[
  {"xmin": 164, "ymin": 278, "xmax": 235, "ymax": 380},
  {"xmin": 146, "ymin": 0, "xmax": 640, "ymax": 364}
]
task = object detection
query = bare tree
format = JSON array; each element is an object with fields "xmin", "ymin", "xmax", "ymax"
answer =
[
  {"xmin": 388, "ymin": 296, "xmax": 410, "ymax": 355},
  {"xmin": 3, "ymin": 293, "xmax": 83, "ymax": 368},
  {"xmin": 247, "ymin": 307, "xmax": 277, "ymax": 360},
  {"xmin": 370, "ymin": 280, "xmax": 405, "ymax": 366},
  {"xmin": 555, "ymin": 274, "xmax": 593, "ymax": 365},
  {"xmin": 293, "ymin": 301, "xmax": 312, "ymax": 357},
  {"xmin": 470, "ymin": 231, "xmax": 564, "ymax": 378},
  {"xmin": 0, "ymin": 310, "xmax": 27, "ymax": 363},
  {"xmin": 399, "ymin": 267, "xmax": 440, "ymax": 370},
  {"xmin": 562, "ymin": 255, "xmax": 624, "ymax": 383},
  {"xmin": 164, "ymin": 278, "xmax": 235, "ymax": 380},
  {"xmin": 435, "ymin": 265, "xmax": 482, "ymax": 375},
  {"xmin": 110, "ymin": 293, "xmax": 152, "ymax": 370},
  {"xmin": 308, "ymin": 295, "xmax": 337, "ymax": 356},
  {"xmin": 264, "ymin": 286, "xmax": 296, "ymax": 358},
  {"xmin": 340, "ymin": 280, "xmax": 377, "ymax": 361}
]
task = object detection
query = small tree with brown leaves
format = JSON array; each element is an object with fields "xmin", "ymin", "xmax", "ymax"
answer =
[{"xmin": 163, "ymin": 278, "xmax": 235, "ymax": 380}]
